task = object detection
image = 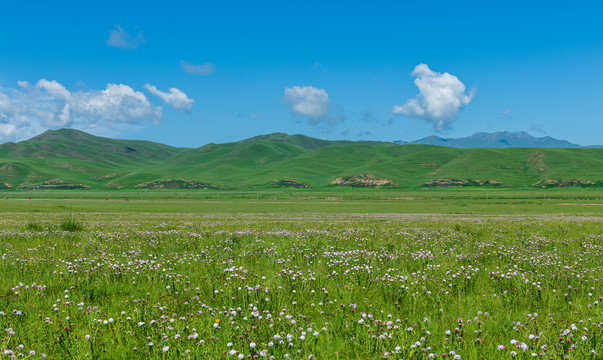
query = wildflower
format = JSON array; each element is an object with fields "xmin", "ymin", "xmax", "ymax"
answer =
[{"xmin": 162, "ymin": 346, "xmax": 169, "ymax": 352}]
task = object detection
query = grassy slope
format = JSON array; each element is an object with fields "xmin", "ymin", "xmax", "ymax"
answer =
[{"xmin": 0, "ymin": 129, "xmax": 602, "ymax": 189}]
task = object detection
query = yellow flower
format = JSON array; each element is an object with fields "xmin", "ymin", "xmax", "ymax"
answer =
[{"xmin": 215, "ymin": 319, "xmax": 220, "ymax": 323}]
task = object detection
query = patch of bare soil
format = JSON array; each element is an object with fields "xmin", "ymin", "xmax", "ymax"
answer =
[
  {"xmin": 134, "ymin": 179, "xmax": 218, "ymax": 190},
  {"xmin": 273, "ymin": 179, "xmax": 309, "ymax": 188},
  {"xmin": 331, "ymin": 174, "xmax": 395, "ymax": 188},
  {"xmin": 20, "ymin": 180, "xmax": 89, "ymax": 190}
]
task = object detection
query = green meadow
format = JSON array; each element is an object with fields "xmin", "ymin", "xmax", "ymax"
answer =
[
  {"xmin": 0, "ymin": 188, "xmax": 601, "ymax": 215},
  {"xmin": 0, "ymin": 190, "xmax": 601, "ymax": 359}
]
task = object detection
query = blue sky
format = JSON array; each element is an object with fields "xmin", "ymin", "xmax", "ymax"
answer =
[{"xmin": 1, "ymin": 0, "xmax": 602, "ymax": 147}]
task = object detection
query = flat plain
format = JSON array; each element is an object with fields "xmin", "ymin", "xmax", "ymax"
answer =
[{"xmin": 0, "ymin": 190, "xmax": 601, "ymax": 359}]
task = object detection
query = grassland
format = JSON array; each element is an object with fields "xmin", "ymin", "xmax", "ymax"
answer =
[
  {"xmin": 0, "ymin": 210, "xmax": 602, "ymax": 359},
  {"xmin": 1, "ymin": 129, "xmax": 602, "ymax": 190},
  {"xmin": 0, "ymin": 188, "xmax": 601, "ymax": 216}
]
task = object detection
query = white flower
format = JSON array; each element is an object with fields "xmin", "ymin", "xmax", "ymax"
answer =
[
  {"xmin": 162, "ymin": 346, "xmax": 169, "ymax": 352},
  {"xmin": 238, "ymin": 354, "xmax": 244, "ymax": 359},
  {"xmin": 250, "ymin": 342, "xmax": 256, "ymax": 348}
]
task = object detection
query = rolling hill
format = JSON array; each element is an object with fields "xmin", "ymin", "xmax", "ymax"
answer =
[{"xmin": 0, "ymin": 129, "xmax": 602, "ymax": 190}]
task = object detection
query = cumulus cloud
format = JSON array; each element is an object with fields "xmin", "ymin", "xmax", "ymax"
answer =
[
  {"xmin": 283, "ymin": 86, "xmax": 331, "ymax": 124},
  {"xmin": 393, "ymin": 64, "xmax": 475, "ymax": 131},
  {"xmin": 144, "ymin": 84, "xmax": 194, "ymax": 113},
  {"xmin": 107, "ymin": 25, "xmax": 145, "ymax": 49},
  {"xmin": 0, "ymin": 79, "xmax": 163, "ymax": 142},
  {"xmin": 180, "ymin": 60, "xmax": 215, "ymax": 76}
]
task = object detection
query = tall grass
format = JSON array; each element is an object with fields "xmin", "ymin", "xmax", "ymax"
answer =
[{"xmin": 59, "ymin": 214, "xmax": 84, "ymax": 232}]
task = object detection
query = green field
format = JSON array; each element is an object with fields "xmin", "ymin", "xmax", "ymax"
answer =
[
  {"xmin": 0, "ymin": 191, "xmax": 601, "ymax": 359},
  {"xmin": 0, "ymin": 188, "xmax": 601, "ymax": 215},
  {"xmin": 1, "ymin": 129, "xmax": 602, "ymax": 190}
]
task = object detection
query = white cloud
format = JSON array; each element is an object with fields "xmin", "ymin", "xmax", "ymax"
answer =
[
  {"xmin": 393, "ymin": 64, "xmax": 475, "ymax": 131},
  {"xmin": 0, "ymin": 123, "xmax": 17, "ymax": 138},
  {"xmin": 283, "ymin": 85, "xmax": 331, "ymax": 124},
  {"xmin": 0, "ymin": 80, "xmax": 163, "ymax": 142},
  {"xmin": 107, "ymin": 25, "xmax": 145, "ymax": 49},
  {"xmin": 144, "ymin": 84, "xmax": 194, "ymax": 113},
  {"xmin": 17, "ymin": 81, "xmax": 30, "ymax": 89},
  {"xmin": 37, "ymin": 79, "xmax": 71, "ymax": 100},
  {"xmin": 0, "ymin": 93, "xmax": 10, "ymax": 111},
  {"xmin": 180, "ymin": 60, "xmax": 215, "ymax": 76}
]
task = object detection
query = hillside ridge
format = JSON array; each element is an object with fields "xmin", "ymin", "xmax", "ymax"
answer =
[
  {"xmin": 395, "ymin": 131, "xmax": 601, "ymax": 148},
  {"xmin": 0, "ymin": 129, "xmax": 601, "ymax": 190}
]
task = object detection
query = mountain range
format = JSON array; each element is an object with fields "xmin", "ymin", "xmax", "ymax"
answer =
[
  {"xmin": 0, "ymin": 129, "xmax": 601, "ymax": 190},
  {"xmin": 394, "ymin": 131, "xmax": 602, "ymax": 148}
]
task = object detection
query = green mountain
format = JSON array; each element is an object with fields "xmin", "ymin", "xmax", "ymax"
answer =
[{"xmin": 0, "ymin": 129, "xmax": 602, "ymax": 190}]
